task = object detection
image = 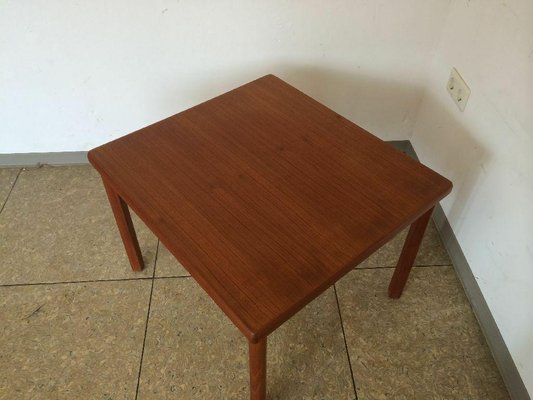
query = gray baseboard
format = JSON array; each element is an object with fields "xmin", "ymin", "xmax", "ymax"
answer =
[
  {"xmin": 432, "ymin": 205, "xmax": 529, "ymax": 400},
  {"xmin": 390, "ymin": 140, "xmax": 530, "ymax": 400},
  {"xmin": 387, "ymin": 140, "xmax": 418, "ymax": 157},
  {"xmin": 0, "ymin": 141, "xmax": 441, "ymax": 168},
  {"xmin": 0, "ymin": 151, "xmax": 88, "ymax": 168},
  {"xmin": 1, "ymin": 142, "xmax": 529, "ymax": 399}
]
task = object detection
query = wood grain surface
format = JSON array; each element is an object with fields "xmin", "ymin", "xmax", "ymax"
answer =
[{"xmin": 88, "ymin": 75, "xmax": 452, "ymax": 342}]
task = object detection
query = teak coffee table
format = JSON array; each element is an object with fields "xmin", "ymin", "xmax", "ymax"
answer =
[{"xmin": 88, "ymin": 75, "xmax": 452, "ymax": 399}]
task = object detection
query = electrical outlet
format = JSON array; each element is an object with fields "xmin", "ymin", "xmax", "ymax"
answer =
[{"xmin": 447, "ymin": 67, "xmax": 470, "ymax": 112}]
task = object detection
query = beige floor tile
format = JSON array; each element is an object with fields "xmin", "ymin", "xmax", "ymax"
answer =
[
  {"xmin": 0, "ymin": 168, "xmax": 20, "ymax": 208},
  {"xmin": 0, "ymin": 166, "xmax": 158, "ymax": 284},
  {"xmin": 336, "ymin": 267, "xmax": 509, "ymax": 400},
  {"xmin": 0, "ymin": 280, "xmax": 151, "ymax": 399},
  {"xmin": 138, "ymin": 278, "xmax": 355, "ymax": 399},
  {"xmin": 358, "ymin": 221, "xmax": 450, "ymax": 269},
  {"xmin": 155, "ymin": 243, "xmax": 190, "ymax": 277}
]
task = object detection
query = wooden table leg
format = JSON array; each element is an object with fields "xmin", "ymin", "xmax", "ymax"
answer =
[
  {"xmin": 388, "ymin": 206, "xmax": 434, "ymax": 299},
  {"xmin": 249, "ymin": 338, "xmax": 267, "ymax": 400},
  {"xmin": 102, "ymin": 179, "xmax": 145, "ymax": 271}
]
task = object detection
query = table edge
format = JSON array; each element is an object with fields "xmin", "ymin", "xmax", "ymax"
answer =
[{"xmin": 89, "ymin": 150, "xmax": 451, "ymax": 342}]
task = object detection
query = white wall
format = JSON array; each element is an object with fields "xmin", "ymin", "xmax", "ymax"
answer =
[
  {"xmin": 410, "ymin": 0, "xmax": 533, "ymax": 393},
  {"xmin": 0, "ymin": 0, "xmax": 449, "ymax": 153}
]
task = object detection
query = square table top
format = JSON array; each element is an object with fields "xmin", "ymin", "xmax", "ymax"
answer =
[{"xmin": 89, "ymin": 75, "xmax": 452, "ymax": 342}]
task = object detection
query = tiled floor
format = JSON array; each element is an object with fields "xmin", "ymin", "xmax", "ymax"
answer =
[{"xmin": 0, "ymin": 165, "xmax": 509, "ymax": 399}]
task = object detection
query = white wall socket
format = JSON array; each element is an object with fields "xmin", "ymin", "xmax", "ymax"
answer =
[{"xmin": 447, "ymin": 67, "xmax": 470, "ymax": 112}]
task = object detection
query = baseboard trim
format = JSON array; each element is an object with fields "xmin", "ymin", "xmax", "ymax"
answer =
[
  {"xmin": 0, "ymin": 151, "xmax": 88, "ymax": 167},
  {"xmin": 390, "ymin": 140, "xmax": 529, "ymax": 400},
  {"xmin": 0, "ymin": 141, "xmax": 445, "ymax": 168},
  {"xmin": 387, "ymin": 140, "xmax": 417, "ymax": 156},
  {"xmin": 432, "ymin": 205, "xmax": 530, "ymax": 400}
]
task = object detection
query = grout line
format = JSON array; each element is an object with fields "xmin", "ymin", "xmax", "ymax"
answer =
[
  {"xmin": 0, "ymin": 264, "xmax": 449, "ymax": 289},
  {"xmin": 354, "ymin": 263, "xmax": 451, "ymax": 270},
  {"xmin": 412, "ymin": 263, "xmax": 452, "ymax": 268},
  {"xmin": 154, "ymin": 275, "xmax": 191, "ymax": 280},
  {"xmin": 333, "ymin": 284, "xmax": 358, "ymax": 400},
  {"xmin": 135, "ymin": 240, "xmax": 159, "ymax": 400},
  {"xmin": 410, "ymin": 263, "xmax": 452, "ymax": 268},
  {"xmin": 0, "ymin": 265, "xmax": 451, "ymax": 289},
  {"xmin": 151, "ymin": 244, "xmax": 192, "ymax": 279},
  {"xmin": 0, "ymin": 276, "xmax": 154, "ymax": 288},
  {"xmin": 152, "ymin": 238, "xmax": 159, "ymax": 277},
  {"xmin": 0, "ymin": 168, "xmax": 22, "ymax": 215},
  {"xmin": 0, "ymin": 274, "xmax": 193, "ymax": 289}
]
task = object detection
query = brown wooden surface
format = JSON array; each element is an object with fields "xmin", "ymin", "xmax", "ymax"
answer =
[
  {"xmin": 88, "ymin": 74, "xmax": 452, "ymax": 342},
  {"xmin": 102, "ymin": 178, "xmax": 144, "ymax": 271},
  {"xmin": 388, "ymin": 206, "xmax": 434, "ymax": 299},
  {"xmin": 249, "ymin": 338, "xmax": 267, "ymax": 400}
]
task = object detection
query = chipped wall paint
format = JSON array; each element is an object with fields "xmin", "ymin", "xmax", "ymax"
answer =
[{"xmin": 410, "ymin": 0, "xmax": 533, "ymax": 393}]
